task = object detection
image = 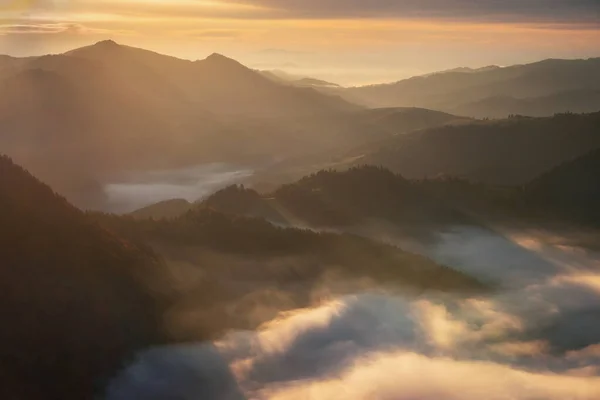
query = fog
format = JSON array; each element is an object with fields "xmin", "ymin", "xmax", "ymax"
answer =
[
  {"xmin": 103, "ymin": 163, "xmax": 254, "ymax": 213},
  {"xmin": 108, "ymin": 226, "xmax": 600, "ymax": 399}
]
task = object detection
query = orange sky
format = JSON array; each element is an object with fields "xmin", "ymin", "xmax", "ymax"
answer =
[{"xmin": 1, "ymin": 0, "xmax": 599, "ymax": 84}]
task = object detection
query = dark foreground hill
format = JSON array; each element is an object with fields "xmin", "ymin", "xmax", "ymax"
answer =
[{"xmin": 0, "ymin": 155, "xmax": 166, "ymax": 400}]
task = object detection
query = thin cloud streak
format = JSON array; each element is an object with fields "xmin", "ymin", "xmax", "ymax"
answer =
[
  {"xmin": 4, "ymin": 0, "xmax": 600, "ymax": 25},
  {"xmin": 213, "ymin": 0, "xmax": 600, "ymax": 24}
]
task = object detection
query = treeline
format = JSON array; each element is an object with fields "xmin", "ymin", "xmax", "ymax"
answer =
[
  {"xmin": 198, "ymin": 160, "xmax": 600, "ymax": 229},
  {"xmin": 200, "ymin": 166, "xmax": 473, "ymax": 228}
]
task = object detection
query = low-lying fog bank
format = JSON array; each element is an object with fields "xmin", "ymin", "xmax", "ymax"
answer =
[
  {"xmin": 103, "ymin": 163, "xmax": 254, "ymax": 213},
  {"xmin": 108, "ymin": 226, "xmax": 600, "ymax": 399}
]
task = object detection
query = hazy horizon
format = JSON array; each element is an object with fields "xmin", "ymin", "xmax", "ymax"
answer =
[
  {"xmin": 2, "ymin": 0, "xmax": 599, "ymax": 85},
  {"xmin": 2, "ymin": 38, "xmax": 600, "ymax": 86}
]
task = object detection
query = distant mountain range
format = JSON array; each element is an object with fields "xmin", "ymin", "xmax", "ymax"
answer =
[
  {"xmin": 1, "ymin": 41, "xmax": 599, "ymax": 210},
  {"xmin": 0, "ymin": 40, "xmax": 476, "ymax": 210},
  {"xmin": 0, "ymin": 41, "xmax": 364, "ymax": 208},
  {"xmin": 337, "ymin": 57, "xmax": 600, "ymax": 118}
]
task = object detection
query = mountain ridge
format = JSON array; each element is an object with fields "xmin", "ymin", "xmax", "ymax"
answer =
[{"xmin": 339, "ymin": 56, "xmax": 600, "ymax": 117}]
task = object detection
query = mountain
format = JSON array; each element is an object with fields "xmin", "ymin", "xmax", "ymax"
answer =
[
  {"xmin": 341, "ymin": 58, "xmax": 600, "ymax": 117},
  {"xmin": 0, "ymin": 41, "xmax": 482, "ymax": 211},
  {"xmin": 453, "ymin": 89, "xmax": 600, "ymax": 118},
  {"xmin": 0, "ymin": 41, "xmax": 361, "ymax": 208},
  {"xmin": 525, "ymin": 148, "xmax": 600, "ymax": 225},
  {"xmin": 245, "ymin": 107, "xmax": 470, "ymax": 192},
  {"xmin": 67, "ymin": 41, "xmax": 356, "ymax": 117},
  {"xmin": 0, "ymin": 155, "xmax": 165, "ymax": 400},
  {"xmin": 352, "ymin": 112, "xmax": 600, "ymax": 185}
]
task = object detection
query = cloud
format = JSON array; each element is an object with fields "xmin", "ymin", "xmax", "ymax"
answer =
[
  {"xmin": 105, "ymin": 228, "xmax": 600, "ymax": 399},
  {"xmin": 0, "ymin": 22, "xmax": 122, "ymax": 35},
  {"xmin": 218, "ymin": 294, "xmax": 419, "ymax": 386},
  {"xmin": 104, "ymin": 164, "xmax": 254, "ymax": 213},
  {"xmin": 227, "ymin": 0, "xmax": 600, "ymax": 24},
  {"xmin": 0, "ymin": 24, "xmax": 67, "ymax": 34},
  {"xmin": 8, "ymin": 0, "xmax": 599, "ymax": 27},
  {"xmin": 114, "ymin": 287, "xmax": 600, "ymax": 399},
  {"xmin": 265, "ymin": 351, "xmax": 600, "ymax": 400}
]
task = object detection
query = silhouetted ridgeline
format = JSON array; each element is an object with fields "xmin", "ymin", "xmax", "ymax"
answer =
[
  {"xmin": 341, "ymin": 57, "xmax": 600, "ymax": 117},
  {"xmin": 0, "ymin": 155, "xmax": 166, "ymax": 400}
]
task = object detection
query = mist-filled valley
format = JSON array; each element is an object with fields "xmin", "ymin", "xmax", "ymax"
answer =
[
  {"xmin": 103, "ymin": 163, "xmax": 254, "ymax": 213},
  {"xmin": 1, "ymin": 29, "xmax": 600, "ymax": 400}
]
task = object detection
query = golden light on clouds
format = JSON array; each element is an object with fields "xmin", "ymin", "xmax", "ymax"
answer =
[{"xmin": 1, "ymin": 0, "xmax": 598, "ymax": 84}]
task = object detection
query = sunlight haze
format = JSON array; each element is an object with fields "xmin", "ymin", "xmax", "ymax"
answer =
[{"xmin": 1, "ymin": 0, "xmax": 599, "ymax": 84}]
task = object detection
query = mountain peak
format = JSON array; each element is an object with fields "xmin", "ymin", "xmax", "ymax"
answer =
[
  {"xmin": 204, "ymin": 53, "xmax": 239, "ymax": 64},
  {"xmin": 66, "ymin": 39, "xmax": 123, "ymax": 57},
  {"xmin": 206, "ymin": 52, "xmax": 227, "ymax": 59},
  {"xmin": 198, "ymin": 53, "xmax": 250, "ymax": 73},
  {"xmin": 94, "ymin": 39, "xmax": 120, "ymax": 48},
  {"xmin": 203, "ymin": 52, "xmax": 241, "ymax": 66}
]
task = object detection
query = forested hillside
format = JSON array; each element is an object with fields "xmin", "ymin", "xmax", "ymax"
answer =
[
  {"xmin": 356, "ymin": 112, "xmax": 600, "ymax": 185},
  {"xmin": 0, "ymin": 155, "xmax": 166, "ymax": 400}
]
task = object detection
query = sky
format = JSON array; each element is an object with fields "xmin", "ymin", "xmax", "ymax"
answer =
[{"xmin": 1, "ymin": 0, "xmax": 599, "ymax": 85}]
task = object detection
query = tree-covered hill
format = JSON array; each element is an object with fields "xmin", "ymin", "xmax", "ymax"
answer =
[{"xmin": 0, "ymin": 155, "xmax": 166, "ymax": 400}]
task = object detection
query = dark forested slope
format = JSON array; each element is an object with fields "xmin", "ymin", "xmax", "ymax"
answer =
[
  {"xmin": 525, "ymin": 148, "xmax": 600, "ymax": 225},
  {"xmin": 201, "ymin": 167, "xmax": 473, "ymax": 228},
  {"xmin": 357, "ymin": 112, "xmax": 600, "ymax": 185},
  {"xmin": 0, "ymin": 155, "xmax": 165, "ymax": 400}
]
